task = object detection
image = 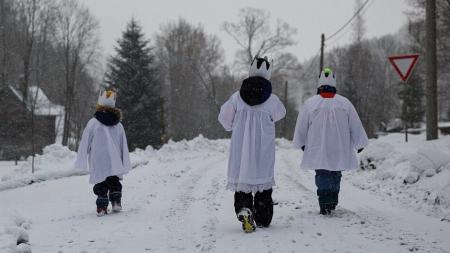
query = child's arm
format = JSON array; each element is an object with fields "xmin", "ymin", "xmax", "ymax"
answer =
[
  {"xmin": 120, "ymin": 124, "xmax": 132, "ymax": 171},
  {"xmin": 271, "ymin": 96, "xmax": 286, "ymax": 122},
  {"xmin": 218, "ymin": 93, "xmax": 237, "ymax": 131},
  {"xmin": 292, "ymin": 104, "xmax": 310, "ymax": 150},
  {"xmin": 74, "ymin": 120, "xmax": 94, "ymax": 170},
  {"xmin": 349, "ymin": 103, "xmax": 369, "ymax": 151}
]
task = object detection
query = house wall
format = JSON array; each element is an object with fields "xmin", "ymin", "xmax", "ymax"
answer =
[{"xmin": 0, "ymin": 88, "xmax": 56, "ymax": 160}]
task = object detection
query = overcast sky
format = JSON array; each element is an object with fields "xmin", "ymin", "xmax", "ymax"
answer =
[{"xmin": 79, "ymin": 0, "xmax": 410, "ymax": 65}]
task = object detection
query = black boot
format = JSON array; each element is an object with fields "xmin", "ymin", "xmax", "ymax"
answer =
[
  {"xmin": 96, "ymin": 197, "xmax": 109, "ymax": 216},
  {"xmin": 320, "ymin": 207, "xmax": 332, "ymax": 215},
  {"xmin": 254, "ymin": 189, "xmax": 273, "ymax": 227},
  {"xmin": 234, "ymin": 192, "xmax": 255, "ymax": 233},
  {"xmin": 105, "ymin": 176, "xmax": 122, "ymax": 213},
  {"xmin": 93, "ymin": 181, "xmax": 109, "ymax": 216},
  {"xmin": 109, "ymin": 192, "xmax": 122, "ymax": 213},
  {"xmin": 237, "ymin": 208, "xmax": 256, "ymax": 233}
]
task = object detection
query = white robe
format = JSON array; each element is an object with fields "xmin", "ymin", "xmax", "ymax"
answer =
[
  {"xmin": 218, "ymin": 91, "xmax": 286, "ymax": 193},
  {"xmin": 75, "ymin": 118, "xmax": 131, "ymax": 184},
  {"xmin": 293, "ymin": 94, "xmax": 368, "ymax": 171}
]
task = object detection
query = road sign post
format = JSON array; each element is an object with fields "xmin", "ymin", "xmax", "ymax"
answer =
[{"xmin": 388, "ymin": 54, "xmax": 420, "ymax": 143}]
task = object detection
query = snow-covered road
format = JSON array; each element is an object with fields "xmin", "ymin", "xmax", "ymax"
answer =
[{"xmin": 1, "ymin": 138, "xmax": 449, "ymax": 253}]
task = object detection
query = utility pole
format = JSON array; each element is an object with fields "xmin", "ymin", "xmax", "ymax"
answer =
[
  {"xmin": 426, "ymin": 0, "xmax": 438, "ymax": 140},
  {"xmin": 320, "ymin": 33, "xmax": 325, "ymax": 73},
  {"xmin": 284, "ymin": 80, "xmax": 288, "ymax": 137}
]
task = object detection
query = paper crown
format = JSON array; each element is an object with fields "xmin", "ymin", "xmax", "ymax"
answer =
[
  {"xmin": 318, "ymin": 67, "xmax": 336, "ymax": 87},
  {"xmin": 249, "ymin": 56, "xmax": 272, "ymax": 80},
  {"xmin": 97, "ymin": 90, "xmax": 117, "ymax": 108}
]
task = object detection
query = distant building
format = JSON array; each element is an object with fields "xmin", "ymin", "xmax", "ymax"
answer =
[{"xmin": 0, "ymin": 86, "xmax": 64, "ymax": 160}]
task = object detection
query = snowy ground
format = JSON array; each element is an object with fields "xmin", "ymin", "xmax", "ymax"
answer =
[{"xmin": 1, "ymin": 135, "xmax": 450, "ymax": 253}]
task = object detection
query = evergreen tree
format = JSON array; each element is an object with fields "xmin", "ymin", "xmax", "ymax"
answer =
[
  {"xmin": 398, "ymin": 71, "xmax": 425, "ymax": 128},
  {"xmin": 105, "ymin": 19, "xmax": 163, "ymax": 150}
]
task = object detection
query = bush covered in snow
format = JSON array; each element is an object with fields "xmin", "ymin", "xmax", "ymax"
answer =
[
  {"xmin": 354, "ymin": 133, "xmax": 450, "ymax": 217},
  {"xmin": 0, "ymin": 213, "xmax": 31, "ymax": 253}
]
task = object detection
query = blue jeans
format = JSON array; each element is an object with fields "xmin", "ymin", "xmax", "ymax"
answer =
[{"xmin": 315, "ymin": 170, "xmax": 342, "ymax": 209}]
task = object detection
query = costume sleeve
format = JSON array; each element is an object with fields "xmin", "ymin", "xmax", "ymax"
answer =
[
  {"xmin": 218, "ymin": 94, "xmax": 237, "ymax": 131},
  {"xmin": 74, "ymin": 120, "xmax": 94, "ymax": 170},
  {"xmin": 120, "ymin": 125, "xmax": 132, "ymax": 171},
  {"xmin": 271, "ymin": 96, "xmax": 287, "ymax": 122},
  {"xmin": 349, "ymin": 104, "xmax": 369, "ymax": 150},
  {"xmin": 292, "ymin": 104, "xmax": 310, "ymax": 149}
]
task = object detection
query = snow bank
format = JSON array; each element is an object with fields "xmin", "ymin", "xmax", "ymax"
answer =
[
  {"xmin": 0, "ymin": 213, "xmax": 31, "ymax": 253},
  {"xmin": 0, "ymin": 144, "xmax": 84, "ymax": 191},
  {"xmin": 159, "ymin": 135, "xmax": 229, "ymax": 154},
  {"xmin": 2, "ymin": 133, "xmax": 449, "ymax": 220},
  {"xmin": 0, "ymin": 135, "xmax": 230, "ymax": 191},
  {"xmin": 354, "ymin": 133, "xmax": 450, "ymax": 217}
]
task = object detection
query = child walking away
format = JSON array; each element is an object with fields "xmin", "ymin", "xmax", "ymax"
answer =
[
  {"xmin": 292, "ymin": 68, "xmax": 368, "ymax": 215},
  {"xmin": 218, "ymin": 56, "xmax": 286, "ymax": 232},
  {"xmin": 75, "ymin": 90, "xmax": 131, "ymax": 216}
]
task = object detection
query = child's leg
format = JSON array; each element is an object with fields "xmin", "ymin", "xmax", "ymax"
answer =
[
  {"xmin": 331, "ymin": 172, "xmax": 342, "ymax": 209},
  {"xmin": 315, "ymin": 170, "xmax": 341, "ymax": 214},
  {"xmin": 93, "ymin": 181, "xmax": 109, "ymax": 213},
  {"xmin": 234, "ymin": 191, "xmax": 253, "ymax": 214},
  {"xmin": 234, "ymin": 191, "xmax": 256, "ymax": 232},
  {"xmin": 106, "ymin": 176, "xmax": 122, "ymax": 212},
  {"xmin": 254, "ymin": 189, "xmax": 273, "ymax": 227}
]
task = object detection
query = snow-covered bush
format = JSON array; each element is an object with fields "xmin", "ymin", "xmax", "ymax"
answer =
[
  {"xmin": 0, "ymin": 214, "xmax": 31, "ymax": 253},
  {"xmin": 352, "ymin": 134, "xmax": 450, "ymax": 217}
]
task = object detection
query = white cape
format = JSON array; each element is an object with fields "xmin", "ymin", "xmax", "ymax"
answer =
[
  {"xmin": 293, "ymin": 94, "xmax": 368, "ymax": 171},
  {"xmin": 219, "ymin": 91, "xmax": 286, "ymax": 193},
  {"xmin": 75, "ymin": 118, "xmax": 131, "ymax": 184}
]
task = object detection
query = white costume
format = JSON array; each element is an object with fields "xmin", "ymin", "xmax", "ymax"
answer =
[
  {"xmin": 293, "ymin": 71, "xmax": 368, "ymax": 171},
  {"xmin": 219, "ymin": 57, "xmax": 286, "ymax": 193},
  {"xmin": 75, "ymin": 91, "xmax": 131, "ymax": 184},
  {"xmin": 219, "ymin": 92, "xmax": 286, "ymax": 192}
]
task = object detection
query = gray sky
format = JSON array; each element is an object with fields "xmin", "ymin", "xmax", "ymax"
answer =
[{"xmin": 79, "ymin": 0, "xmax": 410, "ymax": 65}]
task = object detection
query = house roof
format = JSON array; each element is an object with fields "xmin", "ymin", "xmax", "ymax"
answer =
[{"xmin": 9, "ymin": 85, "xmax": 64, "ymax": 116}]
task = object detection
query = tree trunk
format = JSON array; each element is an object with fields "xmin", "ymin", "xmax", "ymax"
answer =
[{"xmin": 426, "ymin": 0, "xmax": 438, "ymax": 140}]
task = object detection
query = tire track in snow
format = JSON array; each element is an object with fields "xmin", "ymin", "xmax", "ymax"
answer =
[
  {"xmin": 278, "ymin": 151, "xmax": 449, "ymax": 253},
  {"xmin": 164, "ymin": 155, "xmax": 226, "ymax": 252}
]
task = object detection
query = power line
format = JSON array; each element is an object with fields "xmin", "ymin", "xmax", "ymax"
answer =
[
  {"xmin": 326, "ymin": 0, "xmax": 371, "ymax": 41},
  {"xmin": 326, "ymin": 0, "xmax": 375, "ymax": 47}
]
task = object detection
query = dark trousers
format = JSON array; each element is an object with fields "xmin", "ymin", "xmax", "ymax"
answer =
[
  {"xmin": 234, "ymin": 189, "xmax": 273, "ymax": 227},
  {"xmin": 93, "ymin": 176, "xmax": 122, "ymax": 208},
  {"xmin": 315, "ymin": 170, "xmax": 342, "ymax": 209}
]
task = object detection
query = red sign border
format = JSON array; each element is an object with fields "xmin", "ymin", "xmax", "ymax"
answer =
[{"xmin": 388, "ymin": 54, "xmax": 420, "ymax": 82}]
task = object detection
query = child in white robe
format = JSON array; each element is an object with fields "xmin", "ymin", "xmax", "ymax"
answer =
[
  {"xmin": 218, "ymin": 56, "xmax": 286, "ymax": 232},
  {"xmin": 75, "ymin": 90, "xmax": 131, "ymax": 216},
  {"xmin": 293, "ymin": 68, "xmax": 368, "ymax": 215}
]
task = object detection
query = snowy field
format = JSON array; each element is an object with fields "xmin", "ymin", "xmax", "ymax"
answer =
[{"xmin": 1, "ymin": 134, "xmax": 450, "ymax": 253}]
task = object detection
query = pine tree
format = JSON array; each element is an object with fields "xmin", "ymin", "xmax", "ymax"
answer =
[
  {"xmin": 105, "ymin": 19, "xmax": 163, "ymax": 150},
  {"xmin": 398, "ymin": 71, "xmax": 425, "ymax": 128}
]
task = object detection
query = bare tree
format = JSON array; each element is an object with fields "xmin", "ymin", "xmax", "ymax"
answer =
[
  {"xmin": 352, "ymin": 0, "xmax": 366, "ymax": 43},
  {"xmin": 10, "ymin": 0, "xmax": 57, "ymax": 171},
  {"xmin": 407, "ymin": 0, "xmax": 450, "ymax": 121},
  {"xmin": 223, "ymin": 8, "xmax": 300, "ymax": 138},
  {"xmin": 14, "ymin": 0, "xmax": 40, "ymax": 103},
  {"xmin": 30, "ymin": 0, "xmax": 56, "ymax": 172},
  {"xmin": 156, "ymin": 18, "xmax": 225, "ymax": 141},
  {"xmin": 55, "ymin": 0, "xmax": 99, "ymax": 147},
  {"xmin": 0, "ymin": 0, "xmax": 13, "ymax": 89},
  {"xmin": 222, "ymin": 7, "xmax": 297, "ymax": 68}
]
